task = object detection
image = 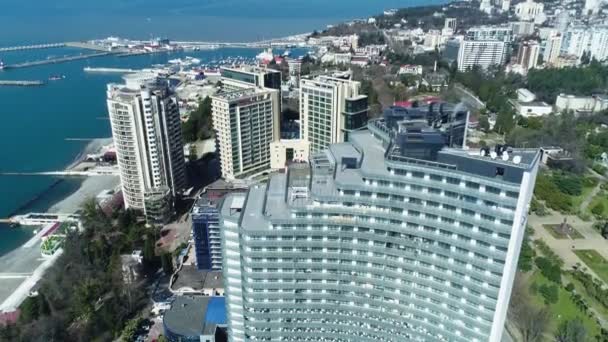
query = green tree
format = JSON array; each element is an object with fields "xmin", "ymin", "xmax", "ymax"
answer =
[
  {"xmin": 535, "ymin": 257, "xmax": 562, "ymax": 284},
  {"xmin": 494, "ymin": 110, "xmax": 515, "ymax": 134},
  {"xmin": 19, "ymin": 296, "xmax": 40, "ymax": 323},
  {"xmin": 182, "ymin": 96, "xmax": 213, "ymax": 143},
  {"xmin": 592, "ymin": 202, "xmax": 605, "ymax": 217},
  {"xmin": 478, "ymin": 115, "xmax": 490, "ymax": 132},
  {"xmin": 161, "ymin": 253, "xmax": 174, "ymax": 275},
  {"xmin": 538, "ymin": 284, "xmax": 559, "ymax": 304},
  {"xmin": 555, "ymin": 319, "xmax": 587, "ymax": 342}
]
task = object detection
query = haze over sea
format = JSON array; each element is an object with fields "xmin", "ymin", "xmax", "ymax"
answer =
[{"xmin": 0, "ymin": 0, "xmax": 445, "ymax": 256}]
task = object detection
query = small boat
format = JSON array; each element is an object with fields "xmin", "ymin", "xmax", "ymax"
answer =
[{"xmin": 49, "ymin": 75, "xmax": 66, "ymax": 81}]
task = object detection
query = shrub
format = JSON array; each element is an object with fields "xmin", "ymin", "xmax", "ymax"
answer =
[{"xmin": 591, "ymin": 202, "xmax": 605, "ymax": 217}]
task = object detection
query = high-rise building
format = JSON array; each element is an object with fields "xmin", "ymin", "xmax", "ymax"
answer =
[
  {"xmin": 584, "ymin": 0, "xmax": 601, "ymax": 16},
  {"xmin": 299, "ymin": 75, "xmax": 368, "ymax": 153},
  {"xmin": 106, "ymin": 73, "xmax": 186, "ymax": 224},
  {"xmin": 457, "ymin": 26, "xmax": 512, "ymax": 71},
  {"xmin": 219, "ymin": 103, "xmax": 540, "ymax": 342},
  {"xmin": 588, "ymin": 27, "xmax": 608, "ymax": 61},
  {"xmin": 220, "ymin": 66, "xmax": 282, "ymax": 92},
  {"xmin": 516, "ymin": 40, "xmax": 540, "ymax": 71},
  {"xmin": 543, "ymin": 30, "xmax": 562, "ymax": 65},
  {"xmin": 500, "ymin": 0, "xmax": 511, "ymax": 13},
  {"xmin": 509, "ymin": 21, "xmax": 535, "ymax": 37},
  {"xmin": 561, "ymin": 26, "xmax": 590, "ymax": 58},
  {"xmin": 465, "ymin": 26, "xmax": 512, "ymax": 42},
  {"xmin": 211, "ymin": 88, "xmax": 280, "ymax": 180},
  {"xmin": 479, "ymin": 0, "xmax": 493, "ymax": 14},
  {"xmin": 514, "ymin": 0, "xmax": 545, "ymax": 23},
  {"xmin": 457, "ymin": 40, "xmax": 508, "ymax": 71},
  {"xmin": 191, "ymin": 179, "xmax": 249, "ymax": 270}
]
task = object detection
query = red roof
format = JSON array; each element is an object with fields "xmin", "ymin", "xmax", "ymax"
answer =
[{"xmin": 0, "ymin": 310, "xmax": 20, "ymax": 326}]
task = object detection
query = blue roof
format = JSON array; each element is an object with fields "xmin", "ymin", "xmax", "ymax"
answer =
[{"xmin": 204, "ymin": 297, "xmax": 226, "ymax": 324}]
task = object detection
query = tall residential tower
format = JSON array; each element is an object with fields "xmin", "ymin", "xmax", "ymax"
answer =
[
  {"xmin": 220, "ymin": 103, "xmax": 540, "ymax": 342},
  {"xmin": 106, "ymin": 73, "xmax": 186, "ymax": 224},
  {"xmin": 299, "ymin": 75, "xmax": 368, "ymax": 153},
  {"xmin": 211, "ymin": 88, "xmax": 280, "ymax": 180}
]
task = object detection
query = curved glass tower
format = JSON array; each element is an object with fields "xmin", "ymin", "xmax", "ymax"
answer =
[{"xmin": 220, "ymin": 104, "xmax": 540, "ymax": 342}]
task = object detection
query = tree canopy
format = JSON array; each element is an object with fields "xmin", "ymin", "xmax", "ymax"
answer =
[{"xmin": 182, "ymin": 96, "xmax": 214, "ymax": 143}]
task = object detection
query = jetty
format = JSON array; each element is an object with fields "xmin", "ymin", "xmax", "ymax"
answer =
[
  {"xmin": 0, "ymin": 80, "xmax": 44, "ymax": 87},
  {"xmin": 0, "ymin": 213, "xmax": 79, "ymax": 227},
  {"xmin": 83, "ymin": 67, "xmax": 137, "ymax": 73},
  {"xmin": 2, "ymin": 52, "xmax": 115, "ymax": 70},
  {"xmin": 0, "ymin": 43, "xmax": 65, "ymax": 52}
]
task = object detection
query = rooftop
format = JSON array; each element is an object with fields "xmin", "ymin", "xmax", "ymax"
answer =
[
  {"xmin": 163, "ymin": 296, "xmax": 226, "ymax": 337},
  {"xmin": 170, "ymin": 265, "xmax": 223, "ymax": 293},
  {"xmin": 221, "ymin": 101, "xmax": 540, "ymax": 229}
]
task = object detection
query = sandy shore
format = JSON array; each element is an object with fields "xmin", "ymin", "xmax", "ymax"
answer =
[
  {"xmin": 48, "ymin": 175, "xmax": 120, "ymax": 214},
  {"xmin": 0, "ymin": 138, "xmax": 120, "ymax": 310}
]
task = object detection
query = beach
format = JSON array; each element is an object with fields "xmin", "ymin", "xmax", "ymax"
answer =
[{"xmin": 0, "ymin": 138, "xmax": 119, "ymax": 309}]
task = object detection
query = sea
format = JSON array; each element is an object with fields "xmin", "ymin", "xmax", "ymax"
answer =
[{"xmin": 0, "ymin": 0, "xmax": 446, "ymax": 256}]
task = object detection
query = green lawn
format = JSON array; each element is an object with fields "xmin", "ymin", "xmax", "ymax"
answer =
[
  {"xmin": 565, "ymin": 272, "xmax": 608, "ymax": 319},
  {"xmin": 528, "ymin": 271, "xmax": 600, "ymax": 339},
  {"xmin": 542, "ymin": 224, "xmax": 585, "ymax": 240},
  {"xmin": 586, "ymin": 193, "xmax": 608, "ymax": 218},
  {"xmin": 574, "ymin": 249, "xmax": 608, "ymax": 284},
  {"xmin": 572, "ymin": 184, "xmax": 597, "ymax": 208}
]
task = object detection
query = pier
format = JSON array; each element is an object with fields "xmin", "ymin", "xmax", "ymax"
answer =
[
  {"xmin": 83, "ymin": 67, "xmax": 137, "ymax": 73},
  {"xmin": 0, "ymin": 43, "xmax": 65, "ymax": 52},
  {"xmin": 0, "ymin": 80, "xmax": 44, "ymax": 87},
  {"xmin": 2, "ymin": 52, "xmax": 115, "ymax": 70}
]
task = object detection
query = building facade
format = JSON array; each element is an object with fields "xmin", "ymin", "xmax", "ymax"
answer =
[
  {"xmin": 211, "ymin": 88, "xmax": 280, "ymax": 179},
  {"xmin": 457, "ymin": 26, "xmax": 512, "ymax": 71},
  {"xmin": 270, "ymin": 139, "xmax": 310, "ymax": 169},
  {"xmin": 219, "ymin": 103, "xmax": 540, "ymax": 342},
  {"xmin": 300, "ymin": 76, "xmax": 368, "ymax": 153},
  {"xmin": 220, "ymin": 66, "xmax": 282, "ymax": 92},
  {"xmin": 516, "ymin": 40, "xmax": 540, "ymax": 71},
  {"xmin": 543, "ymin": 30, "xmax": 562, "ymax": 65},
  {"xmin": 514, "ymin": 0, "xmax": 544, "ymax": 22},
  {"xmin": 457, "ymin": 40, "xmax": 508, "ymax": 71},
  {"xmin": 106, "ymin": 73, "xmax": 186, "ymax": 223}
]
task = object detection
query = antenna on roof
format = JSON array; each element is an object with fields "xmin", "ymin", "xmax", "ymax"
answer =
[
  {"xmin": 513, "ymin": 155, "xmax": 522, "ymax": 164},
  {"xmin": 501, "ymin": 151, "xmax": 509, "ymax": 161},
  {"xmin": 490, "ymin": 151, "xmax": 497, "ymax": 159}
]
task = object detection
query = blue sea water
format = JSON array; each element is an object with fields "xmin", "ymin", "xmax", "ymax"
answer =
[{"xmin": 0, "ymin": 0, "xmax": 446, "ymax": 256}]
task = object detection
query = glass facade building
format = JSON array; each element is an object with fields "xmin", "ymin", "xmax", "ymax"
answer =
[
  {"xmin": 300, "ymin": 76, "xmax": 368, "ymax": 154},
  {"xmin": 220, "ymin": 104, "xmax": 539, "ymax": 342}
]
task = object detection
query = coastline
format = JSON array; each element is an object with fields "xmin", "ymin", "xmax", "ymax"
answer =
[{"xmin": 0, "ymin": 138, "xmax": 119, "ymax": 310}]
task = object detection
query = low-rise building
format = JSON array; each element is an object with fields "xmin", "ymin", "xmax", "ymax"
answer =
[
  {"xmin": 398, "ymin": 64, "xmax": 423, "ymax": 75},
  {"xmin": 163, "ymin": 296, "xmax": 227, "ymax": 342},
  {"xmin": 511, "ymin": 88, "xmax": 552, "ymax": 117},
  {"xmin": 555, "ymin": 94, "xmax": 608, "ymax": 114}
]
